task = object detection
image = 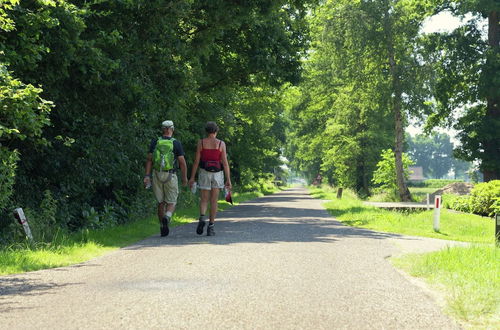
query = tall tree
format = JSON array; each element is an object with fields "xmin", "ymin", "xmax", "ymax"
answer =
[
  {"xmin": 424, "ymin": 0, "xmax": 499, "ymax": 181},
  {"xmin": 286, "ymin": 0, "xmax": 432, "ymax": 200}
]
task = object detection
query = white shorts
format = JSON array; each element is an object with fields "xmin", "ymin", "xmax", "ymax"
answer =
[{"xmin": 198, "ymin": 168, "xmax": 224, "ymax": 190}]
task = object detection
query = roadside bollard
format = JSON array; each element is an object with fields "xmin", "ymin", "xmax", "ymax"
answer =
[
  {"xmin": 433, "ymin": 195, "xmax": 441, "ymax": 232},
  {"xmin": 426, "ymin": 193, "xmax": 430, "ymax": 210},
  {"xmin": 13, "ymin": 208, "xmax": 33, "ymax": 241}
]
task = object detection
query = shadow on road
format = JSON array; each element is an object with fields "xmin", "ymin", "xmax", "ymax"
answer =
[
  {"xmin": 0, "ymin": 277, "xmax": 82, "ymax": 313},
  {"xmin": 123, "ymin": 188, "xmax": 425, "ymax": 250}
]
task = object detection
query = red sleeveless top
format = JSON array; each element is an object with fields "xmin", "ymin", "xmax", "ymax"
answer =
[{"xmin": 200, "ymin": 139, "xmax": 222, "ymax": 162}]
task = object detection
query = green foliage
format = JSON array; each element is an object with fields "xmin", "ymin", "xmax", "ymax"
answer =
[
  {"xmin": 444, "ymin": 181, "xmax": 500, "ymax": 217},
  {"xmin": 0, "ymin": 0, "xmax": 313, "ymax": 244},
  {"xmin": 0, "ymin": 147, "xmax": 18, "ymax": 211},
  {"xmin": 285, "ymin": 0, "xmax": 433, "ymax": 198},
  {"xmin": 468, "ymin": 180, "xmax": 500, "ymax": 216},
  {"xmin": 372, "ymin": 149, "xmax": 414, "ymax": 198},
  {"xmin": 422, "ymin": 1, "xmax": 500, "ymax": 178},
  {"xmin": 408, "ymin": 179, "xmax": 465, "ymax": 188}
]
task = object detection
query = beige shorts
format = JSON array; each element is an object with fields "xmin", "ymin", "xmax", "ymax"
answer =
[
  {"xmin": 152, "ymin": 170, "xmax": 179, "ymax": 204},
  {"xmin": 198, "ymin": 168, "xmax": 224, "ymax": 190}
]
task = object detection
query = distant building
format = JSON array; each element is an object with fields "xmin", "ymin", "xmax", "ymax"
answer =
[{"xmin": 408, "ymin": 166, "xmax": 424, "ymax": 181}]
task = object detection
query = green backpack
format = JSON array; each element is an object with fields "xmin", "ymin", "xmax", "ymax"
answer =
[{"xmin": 153, "ymin": 137, "xmax": 176, "ymax": 171}]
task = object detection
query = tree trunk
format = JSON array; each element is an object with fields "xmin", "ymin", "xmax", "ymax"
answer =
[
  {"xmin": 484, "ymin": 10, "xmax": 500, "ymax": 182},
  {"xmin": 336, "ymin": 187, "xmax": 343, "ymax": 199},
  {"xmin": 384, "ymin": 9, "xmax": 412, "ymax": 202}
]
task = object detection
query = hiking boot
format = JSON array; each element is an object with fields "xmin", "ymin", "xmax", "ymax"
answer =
[
  {"xmin": 161, "ymin": 215, "xmax": 170, "ymax": 237},
  {"xmin": 207, "ymin": 223, "xmax": 215, "ymax": 236},
  {"xmin": 196, "ymin": 216, "xmax": 207, "ymax": 235}
]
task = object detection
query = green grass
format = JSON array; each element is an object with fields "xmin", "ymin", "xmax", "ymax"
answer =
[
  {"xmin": 0, "ymin": 190, "xmax": 269, "ymax": 275},
  {"xmin": 311, "ymin": 185, "xmax": 499, "ymax": 327},
  {"xmin": 393, "ymin": 246, "xmax": 499, "ymax": 328},
  {"xmin": 311, "ymin": 186, "xmax": 494, "ymax": 243},
  {"xmin": 409, "ymin": 187, "xmax": 439, "ymax": 202},
  {"xmin": 369, "ymin": 187, "xmax": 438, "ymax": 202}
]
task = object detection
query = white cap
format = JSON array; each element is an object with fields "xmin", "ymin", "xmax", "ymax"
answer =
[{"xmin": 161, "ymin": 120, "xmax": 174, "ymax": 128}]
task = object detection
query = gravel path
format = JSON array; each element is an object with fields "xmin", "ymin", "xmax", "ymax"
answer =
[{"xmin": 0, "ymin": 188, "xmax": 462, "ymax": 329}]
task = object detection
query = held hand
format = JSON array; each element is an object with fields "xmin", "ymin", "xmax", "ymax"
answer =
[
  {"xmin": 182, "ymin": 177, "xmax": 188, "ymax": 187},
  {"xmin": 225, "ymin": 181, "xmax": 232, "ymax": 190},
  {"xmin": 188, "ymin": 178, "xmax": 195, "ymax": 188},
  {"xmin": 143, "ymin": 176, "xmax": 151, "ymax": 189}
]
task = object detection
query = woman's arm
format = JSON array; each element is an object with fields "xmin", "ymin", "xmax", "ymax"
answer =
[
  {"xmin": 220, "ymin": 141, "xmax": 232, "ymax": 189},
  {"xmin": 189, "ymin": 140, "xmax": 202, "ymax": 187}
]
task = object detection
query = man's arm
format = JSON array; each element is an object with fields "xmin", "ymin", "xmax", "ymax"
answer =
[{"xmin": 143, "ymin": 153, "xmax": 153, "ymax": 187}]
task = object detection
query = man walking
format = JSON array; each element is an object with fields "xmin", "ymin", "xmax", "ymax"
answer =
[{"xmin": 144, "ymin": 120, "xmax": 188, "ymax": 236}]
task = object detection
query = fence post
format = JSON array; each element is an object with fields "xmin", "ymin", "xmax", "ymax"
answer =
[
  {"xmin": 433, "ymin": 195, "xmax": 441, "ymax": 232},
  {"xmin": 13, "ymin": 208, "xmax": 33, "ymax": 241}
]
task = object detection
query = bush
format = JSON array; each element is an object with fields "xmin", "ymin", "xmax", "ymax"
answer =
[
  {"xmin": 468, "ymin": 181, "xmax": 500, "ymax": 216},
  {"xmin": 443, "ymin": 194, "xmax": 470, "ymax": 213},
  {"xmin": 372, "ymin": 149, "xmax": 413, "ymax": 198},
  {"xmin": 443, "ymin": 180, "xmax": 500, "ymax": 217}
]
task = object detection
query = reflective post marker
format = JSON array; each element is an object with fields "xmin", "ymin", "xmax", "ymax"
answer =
[
  {"xmin": 433, "ymin": 195, "xmax": 441, "ymax": 232},
  {"xmin": 13, "ymin": 208, "xmax": 33, "ymax": 241}
]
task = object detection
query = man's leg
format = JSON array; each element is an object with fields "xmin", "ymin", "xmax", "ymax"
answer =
[{"xmin": 157, "ymin": 202, "xmax": 166, "ymax": 222}]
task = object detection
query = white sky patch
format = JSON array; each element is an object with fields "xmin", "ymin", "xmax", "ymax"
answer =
[{"xmin": 420, "ymin": 11, "xmax": 463, "ymax": 34}]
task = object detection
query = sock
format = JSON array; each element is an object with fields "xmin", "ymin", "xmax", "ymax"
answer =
[{"xmin": 166, "ymin": 211, "xmax": 172, "ymax": 218}]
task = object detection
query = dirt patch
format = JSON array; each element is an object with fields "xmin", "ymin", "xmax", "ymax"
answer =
[{"xmin": 422, "ymin": 182, "xmax": 474, "ymax": 202}]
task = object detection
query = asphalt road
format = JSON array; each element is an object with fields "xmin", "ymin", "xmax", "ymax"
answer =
[{"xmin": 0, "ymin": 188, "xmax": 461, "ymax": 329}]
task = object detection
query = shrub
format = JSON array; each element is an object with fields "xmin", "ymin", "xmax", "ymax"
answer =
[
  {"xmin": 443, "ymin": 181, "xmax": 500, "ymax": 217},
  {"xmin": 443, "ymin": 194, "xmax": 471, "ymax": 213},
  {"xmin": 468, "ymin": 180, "xmax": 500, "ymax": 216},
  {"xmin": 372, "ymin": 149, "xmax": 413, "ymax": 198}
]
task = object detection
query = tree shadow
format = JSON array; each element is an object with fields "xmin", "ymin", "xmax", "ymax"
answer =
[{"xmin": 0, "ymin": 277, "xmax": 82, "ymax": 313}]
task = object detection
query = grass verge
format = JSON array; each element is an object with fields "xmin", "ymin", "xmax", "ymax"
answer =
[
  {"xmin": 0, "ymin": 190, "xmax": 270, "ymax": 276},
  {"xmin": 310, "ymin": 186, "xmax": 494, "ymax": 243},
  {"xmin": 311, "ymin": 185, "xmax": 499, "ymax": 327},
  {"xmin": 393, "ymin": 246, "xmax": 499, "ymax": 328}
]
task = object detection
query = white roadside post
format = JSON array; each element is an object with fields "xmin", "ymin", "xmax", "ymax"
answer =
[
  {"xmin": 433, "ymin": 195, "xmax": 441, "ymax": 232},
  {"xmin": 426, "ymin": 193, "xmax": 430, "ymax": 210},
  {"xmin": 13, "ymin": 208, "xmax": 33, "ymax": 241}
]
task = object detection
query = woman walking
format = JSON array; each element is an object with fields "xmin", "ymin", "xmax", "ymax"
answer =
[{"xmin": 189, "ymin": 122, "xmax": 232, "ymax": 236}]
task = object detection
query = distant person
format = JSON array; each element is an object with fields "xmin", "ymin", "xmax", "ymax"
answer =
[
  {"xmin": 144, "ymin": 120, "xmax": 188, "ymax": 237},
  {"xmin": 189, "ymin": 122, "xmax": 231, "ymax": 236}
]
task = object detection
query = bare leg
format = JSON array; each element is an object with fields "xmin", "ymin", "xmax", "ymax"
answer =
[
  {"xmin": 166, "ymin": 203, "xmax": 176, "ymax": 214},
  {"xmin": 209, "ymin": 188, "xmax": 220, "ymax": 223},
  {"xmin": 157, "ymin": 202, "xmax": 166, "ymax": 222},
  {"xmin": 200, "ymin": 189, "xmax": 210, "ymax": 215}
]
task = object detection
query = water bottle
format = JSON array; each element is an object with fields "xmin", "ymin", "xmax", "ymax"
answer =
[
  {"xmin": 160, "ymin": 155, "xmax": 165, "ymax": 171},
  {"xmin": 191, "ymin": 182, "xmax": 197, "ymax": 194}
]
